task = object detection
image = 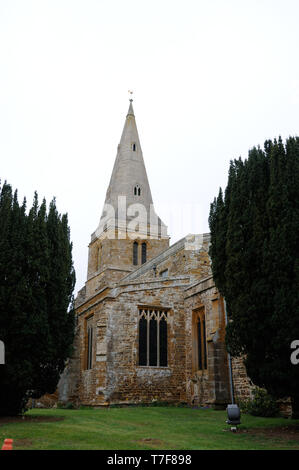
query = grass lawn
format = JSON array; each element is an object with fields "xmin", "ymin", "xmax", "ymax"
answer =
[{"xmin": 0, "ymin": 407, "xmax": 299, "ymax": 450}]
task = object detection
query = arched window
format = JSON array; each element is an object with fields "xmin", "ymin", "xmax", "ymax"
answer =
[
  {"xmin": 192, "ymin": 308, "xmax": 207, "ymax": 371},
  {"xmin": 141, "ymin": 242, "xmax": 147, "ymax": 264},
  {"xmin": 132, "ymin": 143, "xmax": 136, "ymax": 151},
  {"xmin": 133, "ymin": 241, "xmax": 138, "ymax": 265},
  {"xmin": 86, "ymin": 316, "xmax": 94, "ymax": 370}
]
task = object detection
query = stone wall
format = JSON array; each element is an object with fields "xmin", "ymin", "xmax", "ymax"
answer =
[
  {"xmin": 184, "ymin": 277, "xmax": 231, "ymax": 408},
  {"xmin": 231, "ymin": 356, "xmax": 254, "ymax": 402},
  {"xmin": 75, "ymin": 278, "xmax": 190, "ymax": 405}
]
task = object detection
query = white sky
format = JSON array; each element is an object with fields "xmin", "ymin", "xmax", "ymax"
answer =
[{"xmin": 1, "ymin": 0, "xmax": 299, "ymax": 295}]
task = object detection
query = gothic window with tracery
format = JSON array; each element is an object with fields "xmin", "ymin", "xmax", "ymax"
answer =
[{"xmin": 138, "ymin": 308, "xmax": 168, "ymax": 367}]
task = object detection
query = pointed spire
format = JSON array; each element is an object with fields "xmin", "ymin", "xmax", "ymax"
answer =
[
  {"xmin": 95, "ymin": 100, "xmax": 168, "ymax": 239},
  {"xmin": 104, "ymin": 99, "xmax": 153, "ymax": 211},
  {"xmin": 127, "ymin": 99, "xmax": 134, "ymax": 117}
]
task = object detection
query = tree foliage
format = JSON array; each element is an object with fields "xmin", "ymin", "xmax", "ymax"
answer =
[
  {"xmin": 209, "ymin": 137, "xmax": 299, "ymax": 415},
  {"xmin": 0, "ymin": 182, "xmax": 75, "ymax": 415}
]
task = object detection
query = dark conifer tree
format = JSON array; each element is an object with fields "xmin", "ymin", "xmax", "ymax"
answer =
[
  {"xmin": 209, "ymin": 137, "xmax": 299, "ymax": 417},
  {"xmin": 0, "ymin": 183, "xmax": 75, "ymax": 415},
  {"xmin": 32, "ymin": 199, "xmax": 75, "ymax": 398}
]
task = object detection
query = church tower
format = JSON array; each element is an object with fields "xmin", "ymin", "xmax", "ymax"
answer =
[
  {"xmin": 62, "ymin": 98, "xmax": 237, "ymax": 411},
  {"xmin": 85, "ymin": 100, "xmax": 169, "ymax": 297}
]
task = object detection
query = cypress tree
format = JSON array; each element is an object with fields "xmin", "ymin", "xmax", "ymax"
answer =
[
  {"xmin": 32, "ymin": 199, "xmax": 75, "ymax": 397},
  {"xmin": 209, "ymin": 137, "xmax": 299, "ymax": 417},
  {"xmin": 0, "ymin": 184, "xmax": 75, "ymax": 415}
]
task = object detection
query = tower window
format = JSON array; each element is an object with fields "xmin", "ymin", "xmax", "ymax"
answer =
[
  {"xmin": 192, "ymin": 308, "xmax": 207, "ymax": 371},
  {"xmin": 133, "ymin": 241, "xmax": 138, "ymax": 265},
  {"xmin": 160, "ymin": 269, "xmax": 168, "ymax": 278},
  {"xmin": 132, "ymin": 143, "xmax": 136, "ymax": 151},
  {"xmin": 97, "ymin": 244, "xmax": 102, "ymax": 270},
  {"xmin": 138, "ymin": 308, "xmax": 168, "ymax": 367},
  {"xmin": 134, "ymin": 185, "xmax": 141, "ymax": 196},
  {"xmin": 141, "ymin": 242, "xmax": 147, "ymax": 264}
]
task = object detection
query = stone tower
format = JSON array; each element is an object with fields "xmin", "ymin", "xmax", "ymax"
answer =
[{"xmin": 84, "ymin": 100, "xmax": 169, "ymax": 298}]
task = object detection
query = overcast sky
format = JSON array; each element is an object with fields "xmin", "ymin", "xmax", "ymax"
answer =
[{"xmin": 1, "ymin": 0, "xmax": 298, "ymax": 294}]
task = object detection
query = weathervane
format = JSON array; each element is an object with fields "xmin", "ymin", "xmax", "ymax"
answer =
[{"xmin": 128, "ymin": 90, "xmax": 133, "ymax": 102}]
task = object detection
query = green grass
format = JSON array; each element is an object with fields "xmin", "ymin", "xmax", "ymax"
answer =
[{"xmin": 0, "ymin": 407, "xmax": 299, "ymax": 450}]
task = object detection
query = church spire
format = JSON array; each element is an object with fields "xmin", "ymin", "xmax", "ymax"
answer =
[
  {"xmin": 104, "ymin": 98, "xmax": 153, "ymax": 210},
  {"xmin": 87, "ymin": 99, "xmax": 169, "ymax": 282},
  {"xmin": 95, "ymin": 99, "xmax": 168, "ymax": 239}
]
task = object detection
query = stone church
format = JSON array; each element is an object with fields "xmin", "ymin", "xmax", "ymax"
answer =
[{"xmin": 59, "ymin": 100, "xmax": 252, "ymax": 408}]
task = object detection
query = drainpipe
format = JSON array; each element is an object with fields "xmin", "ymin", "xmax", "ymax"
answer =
[{"xmin": 223, "ymin": 298, "xmax": 234, "ymax": 404}]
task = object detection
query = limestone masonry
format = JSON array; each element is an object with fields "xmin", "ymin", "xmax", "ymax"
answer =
[{"xmin": 59, "ymin": 101, "xmax": 253, "ymax": 408}]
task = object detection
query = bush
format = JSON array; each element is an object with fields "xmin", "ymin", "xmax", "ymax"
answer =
[{"xmin": 239, "ymin": 388, "xmax": 279, "ymax": 417}]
